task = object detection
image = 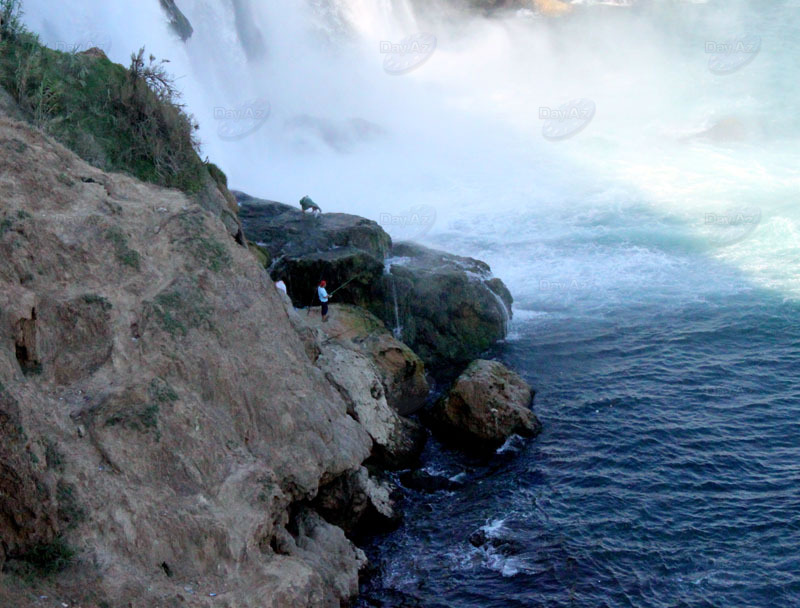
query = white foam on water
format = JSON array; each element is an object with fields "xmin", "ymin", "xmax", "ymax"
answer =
[{"xmin": 496, "ymin": 434, "xmax": 526, "ymax": 454}]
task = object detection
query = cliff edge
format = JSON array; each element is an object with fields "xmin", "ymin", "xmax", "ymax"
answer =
[{"xmin": 0, "ymin": 111, "xmax": 376, "ymax": 607}]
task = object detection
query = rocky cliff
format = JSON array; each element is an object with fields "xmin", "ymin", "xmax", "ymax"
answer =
[
  {"xmin": 0, "ymin": 17, "xmax": 541, "ymax": 605},
  {"xmin": 0, "ymin": 109, "xmax": 402, "ymax": 606},
  {"xmin": 237, "ymin": 194, "xmax": 513, "ymax": 371}
]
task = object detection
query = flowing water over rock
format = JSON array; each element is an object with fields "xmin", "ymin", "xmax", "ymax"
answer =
[{"xmin": 384, "ymin": 259, "xmax": 404, "ymax": 340}]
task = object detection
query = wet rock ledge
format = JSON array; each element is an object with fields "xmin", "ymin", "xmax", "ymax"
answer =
[{"xmin": 236, "ymin": 191, "xmax": 513, "ymax": 371}]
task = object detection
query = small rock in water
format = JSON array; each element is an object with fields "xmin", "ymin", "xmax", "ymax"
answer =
[
  {"xmin": 428, "ymin": 359, "xmax": 541, "ymax": 449},
  {"xmin": 469, "ymin": 529, "xmax": 487, "ymax": 548},
  {"xmin": 399, "ymin": 470, "xmax": 464, "ymax": 493}
]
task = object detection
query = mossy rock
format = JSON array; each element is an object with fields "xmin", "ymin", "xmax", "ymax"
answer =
[
  {"xmin": 372, "ymin": 243, "xmax": 512, "ymax": 371},
  {"xmin": 248, "ymin": 243, "xmax": 271, "ymax": 268}
]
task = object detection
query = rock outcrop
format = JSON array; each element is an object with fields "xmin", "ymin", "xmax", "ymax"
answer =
[
  {"xmin": 237, "ymin": 192, "xmax": 513, "ymax": 370},
  {"xmin": 305, "ymin": 304, "xmax": 429, "ymax": 416},
  {"xmin": 428, "ymin": 360, "xmax": 542, "ymax": 449},
  {"xmin": 0, "ymin": 112, "xmax": 375, "ymax": 607},
  {"xmin": 160, "ymin": 0, "xmax": 194, "ymax": 41},
  {"xmin": 378, "ymin": 243, "xmax": 512, "ymax": 369},
  {"xmin": 281, "ymin": 300, "xmax": 427, "ymax": 469},
  {"xmin": 237, "ymin": 193, "xmax": 389, "ymax": 309}
]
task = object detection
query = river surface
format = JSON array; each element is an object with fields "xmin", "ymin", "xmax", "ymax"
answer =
[{"xmin": 357, "ymin": 289, "xmax": 800, "ymax": 607}]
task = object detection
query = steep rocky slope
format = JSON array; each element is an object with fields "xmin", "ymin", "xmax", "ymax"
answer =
[{"xmin": 0, "ymin": 111, "xmax": 382, "ymax": 606}]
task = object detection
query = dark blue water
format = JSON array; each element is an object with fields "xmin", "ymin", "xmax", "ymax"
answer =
[{"xmin": 358, "ymin": 292, "xmax": 800, "ymax": 607}]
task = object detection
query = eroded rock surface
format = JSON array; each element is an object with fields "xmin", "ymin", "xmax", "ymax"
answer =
[
  {"xmin": 0, "ymin": 113, "xmax": 372, "ymax": 607},
  {"xmin": 237, "ymin": 192, "xmax": 513, "ymax": 370},
  {"xmin": 282, "ymin": 301, "xmax": 427, "ymax": 469},
  {"xmin": 313, "ymin": 467, "xmax": 400, "ymax": 536},
  {"xmin": 308, "ymin": 304, "xmax": 429, "ymax": 415},
  {"xmin": 429, "ymin": 359, "xmax": 542, "ymax": 449}
]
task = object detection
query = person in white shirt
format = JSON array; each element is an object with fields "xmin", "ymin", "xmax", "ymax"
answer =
[{"xmin": 317, "ymin": 280, "xmax": 331, "ymax": 322}]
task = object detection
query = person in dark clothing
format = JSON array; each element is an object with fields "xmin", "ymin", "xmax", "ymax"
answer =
[{"xmin": 300, "ymin": 195, "xmax": 321, "ymax": 214}]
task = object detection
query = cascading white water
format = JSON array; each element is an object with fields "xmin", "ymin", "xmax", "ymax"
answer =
[
  {"xmin": 20, "ymin": 0, "xmax": 800, "ymax": 312},
  {"xmin": 390, "ymin": 279, "xmax": 403, "ymax": 340},
  {"xmin": 486, "ymin": 284, "xmax": 511, "ymax": 335},
  {"xmin": 383, "ymin": 259, "xmax": 404, "ymax": 339}
]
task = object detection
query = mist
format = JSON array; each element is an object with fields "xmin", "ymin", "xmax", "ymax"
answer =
[{"xmin": 21, "ymin": 0, "xmax": 800, "ymax": 305}]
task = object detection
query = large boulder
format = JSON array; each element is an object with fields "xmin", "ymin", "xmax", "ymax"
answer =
[
  {"xmin": 375, "ymin": 243, "xmax": 512, "ymax": 370},
  {"xmin": 237, "ymin": 192, "xmax": 513, "ymax": 370},
  {"xmin": 237, "ymin": 192, "xmax": 390, "ymax": 308},
  {"xmin": 311, "ymin": 304, "xmax": 429, "ymax": 415},
  {"xmin": 236, "ymin": 193, "xmax": 390, "ymax": 260},
  {"xmin": 429, "ymin": 360, "xmax": 541, "ymax": 449}
]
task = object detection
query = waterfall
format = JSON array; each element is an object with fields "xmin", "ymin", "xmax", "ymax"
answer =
[
  {"xmin": 486, "ymin": 283, "xmax": 510, "ymax": 337},
  {"xmin": 19, "ymin": 0, "xmax": 800, "ymax": 300},
  {"xmin": 390, "ymin": 278, "xmax": 402, "ymax": 341},
  {"xmin": 384, "ymin": 261, "xmax": 403, "ymax": 340}
]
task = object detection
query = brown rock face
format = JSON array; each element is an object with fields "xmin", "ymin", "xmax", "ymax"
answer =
[
  {"xmin": 310, "ymin": 304, "xmax": 429, "ymax": 415},
  {"xmin": 0, "ymin": 388, "xmax": 60, "ymax": 569},
  {"xmin": 430, "ymin": 360, "xmax": 542, "ymax": 449},
  {"xmin": 0, "ymin": 113, "xmax": 374, "ymax": 606},
  {"xmin": 283, "ymin": 302, "xmax": 427, "ymax": 469}
]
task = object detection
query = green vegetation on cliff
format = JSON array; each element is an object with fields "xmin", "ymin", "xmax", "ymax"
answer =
[{"xmin": 0, "ymin": 0, "xmax": 219, "ymax": 195}]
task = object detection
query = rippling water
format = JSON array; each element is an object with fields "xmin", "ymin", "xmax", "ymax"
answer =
[{"xmin": 359, "ymin": 293, "xmax": 800, "ymax": 607}]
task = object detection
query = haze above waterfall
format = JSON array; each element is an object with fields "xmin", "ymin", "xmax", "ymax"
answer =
[{"xmin": 21, "ymin": 0, "xmax": 800, "ymax": 303}]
